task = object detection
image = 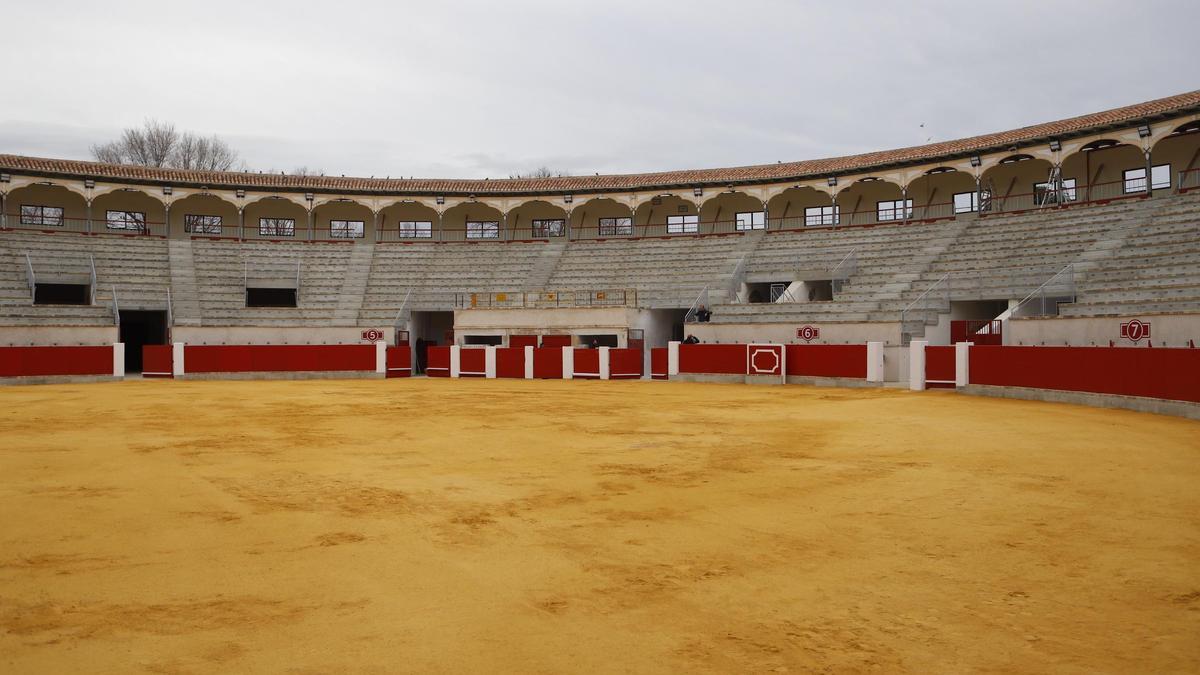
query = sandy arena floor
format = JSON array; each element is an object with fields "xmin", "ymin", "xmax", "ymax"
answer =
[{"xmin": 0, "ymin": 378, "xmax": 1197, "ymax": 673}]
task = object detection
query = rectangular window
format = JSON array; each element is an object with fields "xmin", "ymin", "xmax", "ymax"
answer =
[
  {"xmin": 19, "ymin": 205, "xmax": 64, "ymax": 227},
  {"xmin": 1033, "ymin": 178, "xmax": 1078, "ymax": 204},
  {"xmin": 953, "ymin": 192, "xmax": 977, "ymax": 213},
  {"xmin": 598, "ymin": 217, "xmax": 632, "ymax": 236},
  {"xmin": 666, "ymin": 214, "xmax": 698, "ymax": 234},
  {"xmin": 531, "ymin": 218, "xmax": 565, "ymax": 237},
  {"xmin": 876, "ymin": 199, "xmax": 913, "ymax": 222},
  {"xmin": 735, "ymin": 211, "xmax": 765, "ymax": 231},
  {"xmin": 330, "ymin": 219, "xmax": 364, "ymax": 238},
  {"xmin": 804, "ymin": 205, "xmax": 839, "ymax": 226},
  {"xmin": 466, "ymin": 221, "xmax": 499, "ymax": 239},
  {"xmin": 106, "ymin": 210, "xmax": 146, "ymax": 231},
  {"xmin": 259, "ymin": 217, "xmax": 296, "ymax": 237},
  {"xmin": 1124, "ymin": 165, "xmax": 1171, "ymax": 193},
  {"xmin": 398, "ymin": 221, "xmax": 432, "ymax": 238},
  {"xmin": 184, "ymin": 214, "xmax": 222, "ymax": 234}
]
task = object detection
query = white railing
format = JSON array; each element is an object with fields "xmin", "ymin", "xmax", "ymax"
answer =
[
  {"xmin": 830, "ymin": 248, "xmax": 858, "ymax": 295},
  {"xmin": 111, "ymin": 285, "xmax": 120, "ymax": 326},
  {"xmin": 393, "ymin": 288, "xmax": 412, "ymax": 333},
  {"xmin": 1008, "ymin": 263, "xmax": 1076, "ymax": 318},
  {"xmin": 727, "ymin": 254, "xmax": 749, "ymax": 303},
  {"xmin": 684, "ymin": 285, "xmax": 710, "ymax": 323},
  {"xmin": 456, "ymin": 288, "xmax": 638, "ymax": 309},
  {"xmin": 166, "ymin": 286, "xmax": 173, "ymax": 328},
  {"xmin": 89, "ymin": 255, "xmax": 98, "ymax": 305},
  {"xmin": 899, "ymin": 273, "xmax": 950, "ymax": 345},
  {"xmin": 23, "ymin": 251, "xmax": 35, "ymax": 303}
]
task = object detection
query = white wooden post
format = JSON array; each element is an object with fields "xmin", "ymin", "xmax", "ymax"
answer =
[
  {"xmin": 955, "ymin": 342, "xmax": 972, "ymax": 388},
  {"xmin": 562, "ymin": 346, "xmax": 574, "ymax": 380},
  {"xmin": 172, "ymin": 342, "xmax": 185, "ymax": 376},
  {"xmin": 484, "ymin": 345, "xmax": 497, "ymax": 379},
  {"xmin": 375, "ymin": 341, "xmax": 386, "ymax": 374},
  {"xmin": 667, "ymin": 340, "xmax": 680, "ymax": 376},
  {"xmin": 523, "ymin": 345, "xmax": 534, "ymax": 379},
  {"xmin": 866, "ymin": 341, "xmax": 884, "ymax": 383},
  {"xmin": 599, "ymin": 346, "xmax": 610, "ymax": 380},
  {"xmin": 112, "ymin": 343, "xmax": 125, "ymax": 378},
  {"xmin": 449, "ymin": 345, "xmax": 461, "ymax": 378},
  {"xmin": 909, "ymin": 340, "xmax": 927, "ymax": 391}
]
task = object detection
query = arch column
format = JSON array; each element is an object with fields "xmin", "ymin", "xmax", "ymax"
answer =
[
  {"xmin": 238, "ymin": 208, "xmax": 245, "ymax": 241},
  {"xmin": 86, "ymin": 199, "xmax": 93, "ymax": 233}
]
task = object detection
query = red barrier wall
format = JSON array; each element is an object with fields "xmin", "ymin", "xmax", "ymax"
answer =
[
  {"xmin": 678, "ymin": 344, "xmax": 746, "ymax": 375},
  {"xmin": 533, "ymin": 347, "xmax": 563, "ymax": 379},
  {"xmin": 509, "ymin": 335, "xmax": 538, "ymax": 349},
  {"xmin": 459, "ymin": 348, "xmax": 487, "ymax": 377},
  {"xmin": 650, "ymin": 348, "xmax": 668, "ymax": 380},
  {"xmin": 610, "ymin": 349, "xmax": 643, "ymax": 379},
  {"xmin": 427, "ymin": 346, "xmax": 451, "ymax": 377},
  {"xmin": 969, "ymin": 345, "xmax": 1200, "ymax": 403},
  {"xmin": 184, "ymin": 344, "xmax": 376, "ymax": 374},
  {"xmin": 0, "ymin": 345, "xmax": 112, "ymax": 378},
  {"xmin": 926, "ymin": 346, "xmax": 956, "ymax": 387},
  {"xmin": 386, "ymin": 345, "xmax": 411, "ymax": 378},
  {"xmin": 142, "ymin": 345, "xmax": 173, "ymax": 378},
  {"xmin": 573, "ymin": 348, "xmax": 601, "ymax": 378},
  {"xmin": 785, "ymin": 344, "xmax": 866, "ymax": 378},
  {"xmin": 496, "ymin": 347, "xmax": 526, "ymax": 378},
  {"xmin": 541, "ymin": 335, "xmax": 573, "ymax": 349}
]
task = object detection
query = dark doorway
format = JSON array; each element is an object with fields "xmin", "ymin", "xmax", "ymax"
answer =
[
  {"xmin": 119, "ymin": 310, "xmax": 168, "ymax": 373},
  {"xmin": 578, "ymin": 334, "xmax": 619, "ymax": 348},
  {"xmin": 246, "ymin": 287, "xmax": 297, "ymax": 307},
  {"xmin": 34, "ymin": 283, "xmax": 90, "ymax": 305}
]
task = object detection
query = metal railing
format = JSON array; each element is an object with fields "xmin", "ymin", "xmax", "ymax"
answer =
[
  {"xmin": 1009, "ymin": 263, "xmax": 1076, "ymax": 318},
  {"xmin": 88, "ymin": 255, "xmax": 97, "ymax": 305},
  {"xmin": 454, "ymin": 288, "xmax": 637, "ymax": 309},
  {"xmin": 166, "ymin": 286, "xmax": 173, "ymax": 328},
  {"xmin": 899, "ymin": 273, "xmax": 950, "ymax": 345},
  {"xmin": 1, "ymin": 215, "xmax": 167, "ymax": 236},
  {"xmin": 23, "ymin": 251, "xmax": 35, "ymax": 303},
  {"xmin": 1181, "ymin": 168, "xmax": 1200, "ymax": 193},
  {"xmin": 683, "ymin": 285, "xmax": 710, "ymax": 323},
  {"xmin": 728, "ymin": 254, "xmax": 749, "ymax": 302},
  {"xmin": 393, "ymin": 288, "xmax": 412, "ymax": 334},
  {"xmin": 830, "ymin": 248, "xmax": 858, "ymax": 295},
  {"xmin": 111, "ymin": 285, "xmax": 120, "ymax": 326}
]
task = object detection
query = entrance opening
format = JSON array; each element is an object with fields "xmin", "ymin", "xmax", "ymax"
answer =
[
  {"xmin": 578, "ymin": 334, "xmax": 619, "ymax": 348},
  {"xmin": 119, "ymin": 310, "xmax": 168, "ymax": 373},
  {"xmin": 34, "ymin": 283, "xmax": 90, "ymax": 305},
  {"xmin": 463, "ymin": 335, "xmax": 502, "ymax": 346},
  {"xmin": 410, "ymin": 310, "xmax": 455, "ymax": 374},
  {"xmin": 246, "ymin": 287, "xmax": 297, "ymax": 307}
]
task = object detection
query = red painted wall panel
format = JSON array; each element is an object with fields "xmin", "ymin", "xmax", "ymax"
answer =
[
  {"xmin": 427, "ymin": 346, "xmax": 451, "ymax": 377},
  {"xmin": 610, "ymin": 348, "xmax": 643, "ymax": 378},
  {"xmin": 970, "ymin": 345, "xmax": 1200, "ymax": 403},
  {"xmin": 386, "ymin": 345, "xmax": 411, "ymax": 378},
  {"xmin": 573, "ymin": 348, "xmax": 601, "ymax": 378},
  {"xmin": 0, "ymin": 346, "xmax": 112, "ymax": 378},
  {"xmin": 540, "ymin": 335, "xmax": 573, "ymax": 349},
  {"xmin": 785, "ymin": 344, "xmax": 866, "ymax": 378},
  {"xmin": 459, "ymin": 348, "xmax": 487, "ymax": 376},
  {"xmin": 509, "ymin": 335, "xmax": 538, "ymax": 349},
  {"xmin": 142, "ymin": 345, "xmax": 173, "ymax": 378},
  {"xmin": 183, "ymin": 345, "xmax": 375, "ymax": 374},
  {"xmin": 533, "ymin": 347, "xmax": 563, "ymax": 379},
  {"xmin": 678, "ymin": 344, "xmax": 747, "ymax": 375},
  {"xmin": 925, "ymin": 346, "xmax": 956, "ymax": 385},
  {"xmin": 650, "ymin": 348, "xmax": 668, "ymax": 379},
  {"xmin": 496, "ymin": 347, "xmax": 526, "ymax": 378}
]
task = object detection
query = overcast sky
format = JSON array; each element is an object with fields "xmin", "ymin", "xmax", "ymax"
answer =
[{"xmin": 1, "ymin": 0, "xmax": 1197, "ymax": 179}]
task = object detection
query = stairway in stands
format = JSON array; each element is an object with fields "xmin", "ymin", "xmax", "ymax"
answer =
[
  {"xmin": 332, "ymin": 240, "xmax": 375, "ymax": 326},
  {"xmin": 523, "ymin": 241, "xmax": 567, "ymax": 290},
  {"xmin": 167, "ymin": 238, "xmax": 202, "ymax": 326}
]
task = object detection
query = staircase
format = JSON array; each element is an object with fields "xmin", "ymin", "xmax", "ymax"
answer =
[
  {"xmin": 332, "ymin": 240, "xmax": 375, "ymax": 326},
  {"xmin": 523, "ymin": 241, "xmax": 567, "ymax": 290},
  {"xmin": 167, "ymin": 239, "xmax": 202, "ymax": 325}
]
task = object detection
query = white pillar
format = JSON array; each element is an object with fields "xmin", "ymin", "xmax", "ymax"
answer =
[
  {"xmin": 866, "ymin": 341, "xmax": 884, "ymax": 383},
  {"xmin": 909, "ymin": 340, "xmax": 927, "ymax": 391},
  {"xmin": 484, "ymin": 345, "xmax": 497, "ymax": 379},
  {"xmin": 112, "ymin": 343, "xmax": 125, "ymax": 378},
  {"xmin": 667, "ymin": 340, "xmax": 680, "ymax": 376},
  {"xmin": 172, "ymin": 341, "xmax": 185, "ymax": 377},
  {"xmin": 562, "ymin": 346, "xmax": 574, "ymax": 380},
  {"xmin": 523, "ymin": 345, "xmax": 534, "ymax": 379},
  {"xmin": 450, "ymin": 345, "xmax": 461, "ymax": 378},
  {"xmin": 375, "ymin": 340, "xmax": 387, "ymax": 374},
  {"xmin": 955, "ymin": 342, "xmax": 972, "ymax": 388},
  {"xmin": 599, "ymin": 346, "xmax": 610, "ymax": 380}
]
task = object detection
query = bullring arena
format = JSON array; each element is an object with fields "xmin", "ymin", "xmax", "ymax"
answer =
[{"xmin": 2, "ymin": 91, "xmax": 1200, "ymax": 673}]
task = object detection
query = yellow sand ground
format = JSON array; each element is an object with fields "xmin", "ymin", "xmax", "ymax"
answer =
[{"xmin": 0, "ymin": 378, "xmax": 1197, "ymax": 674}]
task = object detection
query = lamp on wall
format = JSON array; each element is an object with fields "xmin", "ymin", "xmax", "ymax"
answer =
[
  {"xmin": 969, "ymin": 155, "xmax": 982, "ymax": 167},
  {"xmin": 1048, "ymin": 139, "xmax": 1061, "ymax": 152},
  {"xmin": 1137, "ymin": 124, "xmax": 1152, "ymax": 138},
  {"xmin": 304, "ymin": 193, "xmax": 314, "ymax": 202},
  {"xmin": 0, "ymin": 173, "xmax": 9, "ymax": 183},
  {"xmin": 84, "ymin": 179, "xmax": 95, "ymax": 189},
  {"xmin": 236, "ymin": 189, "xmax": 246, "ymax": 199},
  {"xmin": 163, "ymin": 186, "xmax": 173, "ymax": 196},
  {"xmin": 564, "ymin": 194, "xmax": 573, "ymax": 204},
  {"xmin": 827, "ymin": 176, "xmax": 837, "ymax": 187},
  {"xmin": 436, "ymin": 195, "xmax": 445, "ymax": 205},
  {"xmin": 693, "ymin": 187, "xmax": 703, "ymax": 197}
]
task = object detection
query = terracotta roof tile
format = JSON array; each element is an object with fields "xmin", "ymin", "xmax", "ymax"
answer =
[{"xmin": 2, "ymin": 90, "xmax": 1197, "ymax": 195}]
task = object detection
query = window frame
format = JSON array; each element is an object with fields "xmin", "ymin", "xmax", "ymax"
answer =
[
  {"xmin": 735, "ymin": 211, "xmax": 765, "ymax": 231},
  {"xmin": 397, "ymin": 220, "xmax": 433, "ymax": 238},
  {"xmin": 259, "ymin": 217, "xmax": 296, "ymax": 237},
  {"xmin": 330, "ymin": 219, "xmax": 365, "ymax": 239},
  {"xmin": 876, "ymin": 199, "xmax": 913, "ymax": 222},
  {"xmin": 19, "ymin": 204, "xmax": 65, "ymax": 227},
  {"xmin": 184, "ymin": 213, "xmax": 222, "ymax": 234},
  {"xmin": 598, "ymin": 216, "xmax": 633, "ymax": 236},
  {"xmin": 804, "ymin": 205, "xmax": 840, "ymax": 226},
  {"xmin": 666, "ymin": 214, "xmax": 699, "ymax": 234},
  {"xmin": 106, "ymin": 210, "xmax": 146, "ymax": 232},
  {"xmin": 531, "ymin": 218, "xmax": 566, "ymax": 237},
  {"xmin": 1123, "ymin": 164, "xmax": 1171, "ymax": 193},
  {"xmin": 1032, "ymin": 178, "xmax": 1078, "ymax": 204},
  {"xmin": 466, "ymin": 220, "xmax": 500, "ymax": 239}
]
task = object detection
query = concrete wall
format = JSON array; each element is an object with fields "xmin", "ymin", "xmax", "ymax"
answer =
[
  {"xmin": 1007, "ymin": 314, "xmax": 1200, "ymax": 347},
  {"xmin": 0, "ymin": 326, "xmax": 117, "ymax": 346},
  {"xmin": 172, "ymin": 326, "xmax": 391, "ymax": 345},
  {"xmin": 688, "ymin": 320, "xmax": 903, "ymax": 346}
]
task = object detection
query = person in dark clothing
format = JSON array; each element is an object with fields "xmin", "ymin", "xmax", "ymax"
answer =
[
  {"xmin": 695, "ymin": 305, "xmax": 712, "ymax": 322},
  {"xmin": 683, "ymin": 334, "xmax": 700, "ymax": 344}
]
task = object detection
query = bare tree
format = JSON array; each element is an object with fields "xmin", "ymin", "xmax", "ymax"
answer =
[
  {"xmin": 91, "ymin": 119, "xmax": 241, "ymax": 171},
  {"xmin": 509, "ymin": 166, "xmax": 568, "ymax": 179}
]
